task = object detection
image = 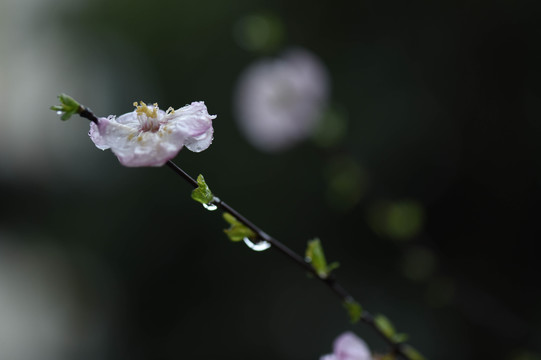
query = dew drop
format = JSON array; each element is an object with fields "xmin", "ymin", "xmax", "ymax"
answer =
[
  {"xmin": 202, "ymin": 203, "xmax": 218, "ymax": 211},
  {"xmin": 56, "ymin": 111, "xmax": 63, "ymax": 115},
  {"xmin": 243, "ymin": 237, "xmax": 271, "ymax": 251}
]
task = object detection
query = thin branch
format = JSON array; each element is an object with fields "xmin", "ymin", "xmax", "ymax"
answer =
[
  {"xmin": 166, "ymin": 160, "xmax": 198, "ymax": 188},
  {"xmin": 165, "ymin": 159, "xmax": 408, "ymax": 359},
  {"xmin": 79, "ymin": 106, "xmax": 99, "ymax": 124},
  {"xmin": 77, "ymin": 107, "xmax": 411, "ymax": 359}
]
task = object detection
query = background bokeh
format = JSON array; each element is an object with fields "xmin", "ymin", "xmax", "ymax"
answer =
[{"xmin": 1, "ymin": 0, "xmax": 541, "ymax": 359}]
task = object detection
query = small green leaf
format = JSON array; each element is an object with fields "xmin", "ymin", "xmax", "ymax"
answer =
[
  {"xmin": 305, "ymin": 238, "xmax": 339, "ymax": 278},
  {"xmin": 191, "ymin": 174, "xmax": 214, "ymax": 205},
  {"xmin": 402, "ymin": 345, "xmax": 426, "ymax": 360},
  {"xmin": 61, "ymin": 111, "xmax": 76, "ymax": 121},
  {"xmin": 191, "ymin": 174, "xmax": 213, "ymax": 204},
  {"xmin": 392, "ymin": 332, "xmax": 409, "ymax": 343},
  {"xmin": 59, "ymin": 93, "xmax": 80, "ymax": 108},
  {"xmin": 327, "ymin": 261, "xmax": 340, "ymax": 273},
  {"xmin": 51, "ymin": 93, "xmax": 82, "ymax": 121},
  {"xmin": 374, "ymin": 314, "xmax": 396, "ymax": 339},
  {"xmin": 223, "ymin": 212, "xmax": 256, "ymax": 242},
  {"xmin": 343, "ymin": 298, "xmax": 362, "ymax": 323}
]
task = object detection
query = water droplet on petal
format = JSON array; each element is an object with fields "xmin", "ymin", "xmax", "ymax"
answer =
[
  {"xmin": 243, "ymin": 237, "xmax": 271, "ymax": 251},
  {"xmin": 202, "ymin": 203, "xmax": 218, "ymax": 211}
]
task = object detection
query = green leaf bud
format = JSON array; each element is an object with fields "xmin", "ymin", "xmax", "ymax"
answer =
[
  {"xmin": 191, "ymin": 174, "xmax": 215, "ymax": 205},
  {"xmin": 343, "ymin": 298, "xmax": 363, "ymax": 323},
  {"xmin": 223, "ymin": 212, "xmax": 257, "ymax": 242},
  {"xmin": 374, "ymin": 314, "xmax": 396, "ymax": 340},
  {"xmin": 392, "ymin": 333, "xmax": 409, "ymax": 343},
  {"xmin": 305, "ymin": 238, "xmax": 339, "ymax": 278},
  {"xmin": 50, "ymin": 93, "xmax": 82, "ymax": 121},
  {"xmin": 402, "ymin": 345, "xmax": 426, "ymax": 360},
  {"xmin": 59, "ymin": 93, "xmax": 80, "ymax": 108}
]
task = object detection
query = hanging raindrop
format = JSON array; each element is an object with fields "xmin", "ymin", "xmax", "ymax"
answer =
[
  {"xmin": 56, "ymin": 111, "xmax": 63, "ymax": 115},
  {"xmin": 243, "ymin": 237, "xmax": 271, "ymax": 251},
  {"xmin": 202, "ymin": 203, "xmax": 218, "ymax": 211},
  {"xmin": 202, "ymin": 197, "xmax": 219, "ymax": 211}
]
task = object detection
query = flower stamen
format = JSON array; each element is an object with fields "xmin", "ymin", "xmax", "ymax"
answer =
[
  {"xmin": 133, "ymin": 101, "xmax": 161, "ymax": 132},
  {"xmin": 133, "ymin": 101, "xmax": 158, "ymax": 118}
]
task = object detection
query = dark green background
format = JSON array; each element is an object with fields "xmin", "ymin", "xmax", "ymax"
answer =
[{"xmin": 1, "ymin": 0, "xmax": 541, "ymax": 359}]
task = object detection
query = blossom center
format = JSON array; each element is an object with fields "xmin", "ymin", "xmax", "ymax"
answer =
[{"xmin": 133, "ymin": 101, "xmax": 162, "ymax": 132}]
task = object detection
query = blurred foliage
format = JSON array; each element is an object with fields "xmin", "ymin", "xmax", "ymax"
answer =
[
  {"xmin": 368, "ymin": 200, "xmax": 425, "ymax": 241},
  {"xmin": 234, "ymin": 13, "xmax": 285, "ymax": 53},
  {"xmin": 343, "ymin": 298, "xmax": 363, "ymax": 324},
  {"xmin": 374, "ymin": 314, "xmax": 397, "ymax": 340},
  {"xmin": 313, "ymin": 105, "xmax": 349, "ymax": 148},
  {"xmin": 425, "ymin": 277, "xmax": 455, "ymax": 308},
  {"xmin": 402, "ymin": 345, "xmax": 427, "ymax": 360},
  {"xmin": 325, "ymin": 155, "xmax": 366, "ymax": 211},
  {"xmin": 510, "ymin": 351, "xmax": 541, "ymax": 360},
  {"xmin": 400, "ymin": 246, "xmax": 436, "ymax": 282}
]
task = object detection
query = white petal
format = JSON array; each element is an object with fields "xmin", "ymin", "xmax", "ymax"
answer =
[
  {"xmin": 89, "ymin": 119, "xmax": 110, "ymax": 150},
  {"xmin": 120, "ymin": 129, "xmax": 186, "ymax": 167},
  {"xmin": 320, "ymin": 355, "xmax": 338, "ymax": 360},
  {"xmin": 184, "ymin": 129, "xmax": 214, "ymax": 152},
  {"xmin": 115, "ymin": 111, "xmax": 140, "ymax": 126},
  {"xmin": 90, "ymin": 117, "xmax": 180, "ymax": 167},
  {"xmin": 333, "ymin": 332, "xmax": 371, "ymax": 360},
  {"xmin": 169, "ymin": 102, "xmax": 216, "ymax": 153}
]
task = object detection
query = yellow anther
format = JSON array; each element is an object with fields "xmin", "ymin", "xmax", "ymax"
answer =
[
  {"xmin": 134, "ymin": 100, "xmax": 158, "ymax": 118},
  {"xmin": 166, "ymin": 107, "xmax": 175, "ymax": 115}
]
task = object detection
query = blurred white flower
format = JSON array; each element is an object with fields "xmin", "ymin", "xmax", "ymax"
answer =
[
  {"xmin": 89, "ymin": 101, "xmax": 216, "ymax": 167},
  {"xmin": 234, "ymin": 48, "xmax": 329, "ymax": 152},
  {"xmin": 320, "ymin": 332, "xmax": 372, "ymax": 360}
]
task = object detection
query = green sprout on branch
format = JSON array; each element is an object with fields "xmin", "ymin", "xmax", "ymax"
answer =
[
  {"xmin": 50, "ymin": 93, "xmax": 82, "ymax": 121},
  {"xmin": 305, "ymin": 238, "xmax": 339, "ymax": 279},
  {"xmin": 402, "ymin": 345, "xmax": 426, "ymax": 360},
  {"xmin": 374, "ymin": 314, "xmax": 410, "ymax": 344},
  {"xmin": 223, "ymin": 212, "xmax": 257, "ymax": 242},
  {"xmin": 343, "ymin": 298, "xmax": 363, "ymax": 323},
  {"xmin": 191, "ymin": 174, "xmax": 215, "ymax": 205}
]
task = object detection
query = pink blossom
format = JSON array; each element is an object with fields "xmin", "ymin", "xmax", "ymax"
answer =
[
  {"xmin": 320, "ymin": 332, "xmax": 372, "ymax": 360},
  {"xmin": 89, "ymin": 101, "xmax": 216, "ymax": 167},
  {"xmin": 234, "ymin": 48, "xmax": 329, "ymax": 152}
]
